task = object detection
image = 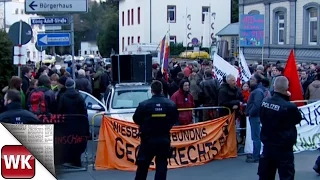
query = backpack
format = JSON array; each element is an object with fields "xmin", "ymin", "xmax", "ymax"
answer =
[{"xmin": 28, "ymin": 89, "xmax": 48, "ymax": 114}]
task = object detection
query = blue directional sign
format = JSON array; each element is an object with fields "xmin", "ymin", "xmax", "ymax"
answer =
[
  {"xmin": 37, "ymin": 33, "xmax": 71, "ymax": 46},
  {"xmin": 31, "ymin": 17, "xmax": 69, "ymax": 25}
]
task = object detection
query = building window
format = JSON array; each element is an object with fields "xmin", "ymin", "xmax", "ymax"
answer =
[
  {"xmin": 84, "ymin": 51, "xmax": 87, "ymax": 55},
  {"xmin": 122, "ymin": 37, "xmax": 124, "ymax": 51},
  {"xmin": 169, "ymin": 36, "xmax": 176, "ymax": 44},
  {"xmin": 137, "ymin": 7, "xmax": 140, "ymax": 24},
  {"xmin": 273, "ymin": 7, "xmax": 287, "ymax": 45},
  {"xmin": 39, "ymin": 25, "xmax": 43, "ymax": 30},
  {"xmin": 21, "ymin": 9, "xmax": 24, "ymax": 14},
  {"xmin": 278, "ymin": 14, "xmax": 285, "ymax": 44},
  {"xmin": 167, "ymin": 5, "xmax": 176, "ymax": 23},
  {"xmin": 15, "ymin": 8, "xmax": 18, "ymax": 14},
  {"xmin": 31, "ymin": 36, "xmax": 34, "ymax": 43},
  {"xmin": 128, "ymin": 10, "xmax": 130, "ymax": 25},
  {"xmin": 138, "ymin": 36, "xmax": 140, "ymax": 43},
  {"xmin": 248, "ymin": 10, "xmax": 260, "ymax": 15},
  {"xmin": 202, "ymin": 6, "xmax": 210, "ymax": 23},
  {"xmin": 128, "ymin": 37, "xmax": 130, "ymax": 45},
  {"xmin": 131, "ymin": 36, "xmax": 134, "ymax": 44},
  {"xmin": 131, "ymin": 9, "xmax": 134, "ymax": 25},
  {"xmin": 122, "ymin": 11, "xmax": 124, "ymax": 26},
  {"xmin": 303, "ymin": 3, "xmax": 320, "ymax": 45},
  {"xmin": 309, "ymin": 8, "xmax": 318, "ymax": 44}
]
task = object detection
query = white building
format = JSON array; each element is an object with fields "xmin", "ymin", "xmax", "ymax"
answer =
[
  {"xmin": 79, "ymin": 41, "xmax": 99, "ymax": 56},
  {"xmin": 118, "ymin": 0, "xmax": 231, "ymax": 53},
  {"xmin": 239, "ymin": 0, "xmax": 320, "ymax": 62},
  {"xmin": 0, "ymin": 0, "xmax": 45, "ymax": 62}
]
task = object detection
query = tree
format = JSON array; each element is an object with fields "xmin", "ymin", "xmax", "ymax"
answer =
[
  {"xmin": 97, "ymin": 5, "xmax": 119, "ymax": 57},
  {"xmin": 231, "ymin": 0, "xmax": 239, "ymax": 23},
  {"xmin": 0, "ymin": 30, "xmax": 14, "ymax": 91}
]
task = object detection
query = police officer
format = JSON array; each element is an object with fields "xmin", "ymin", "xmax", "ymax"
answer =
[
  {"xmin": 133, "ymin": 80, "xmax": 179, "ymax": 180},
  {"xmin": 258, "ymin": 76, "xmax": 302, "ymax": 180}
]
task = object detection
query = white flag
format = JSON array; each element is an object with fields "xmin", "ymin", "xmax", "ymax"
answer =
[
  {"xmin": 239, "ymin": 51, "xmax": 252, "ymax": 82},
  {"xmin": 213, "ymin": 53, "xmax": 238, "ymax": 84}
]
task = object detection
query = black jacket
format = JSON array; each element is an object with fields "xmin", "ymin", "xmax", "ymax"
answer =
[
  {"xmin": 199, "ymin": 77, "xmax": 220, "ymax": 106},
  {"xmin": 260, "ymin": 92, "xmax": 302, "ymax": 150},
  {"xmin": 57, "ymin": 88, "xmax": 87, "ymax": 115},
  {"xmin": 168, "ymin": 78, "xmax": 181, "ymax": 97},
  {"xmin": 21, "ymin": 76, "xmax": 30, "ymax": 95},
  {"xmin": 75, "ymin": 75, "xmax": 92, "ymax": 94},
  {"xmin": 133, "ymin": 94, "xmax": 178, "ymax": 140},
  {"xmin": 0, "ymin": 102, "xmax": 40, "ymax": 124},
  {"xmin": 218, "ymin": 83, "xmax": 243, "ymax": 116}
]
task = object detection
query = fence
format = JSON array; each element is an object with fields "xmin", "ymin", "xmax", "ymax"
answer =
[
  {"xmin": 90, "ymin": 106, "xmax": 232, "ymax": 170},
  {"xmin": 37, "ymin": 114, "xmax": 90, "ymax": 173}
]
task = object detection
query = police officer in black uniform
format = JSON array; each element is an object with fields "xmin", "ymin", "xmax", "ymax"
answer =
[
  {"xmin": 258, "ymin": 76, "xmax": 302, "ymax": 180},
  {"xmin": 133, "ymin": 80, "xmax": 179, "ymax": 180}
]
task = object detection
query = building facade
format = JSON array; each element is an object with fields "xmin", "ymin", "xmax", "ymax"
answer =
[
  {"xmin": 0, "ymin": 0, "xmax": 45, "ymax": 62},
  {"xmin": 240, "ymin": 0, "xmax": 320, "ymax": 62},
  {"xmin": 118, "ymin": 0, "xmax": 231, "ymax": 53}
]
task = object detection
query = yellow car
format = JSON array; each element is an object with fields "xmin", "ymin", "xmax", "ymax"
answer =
[{"xmin": 179, "ymin": 51, "xmax": 210, "ymax": 59}]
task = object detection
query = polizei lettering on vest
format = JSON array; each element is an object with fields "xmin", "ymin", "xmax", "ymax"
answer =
[{"xmin": 39, "ymin": 3, "xmax": 72, "ymax": 10}]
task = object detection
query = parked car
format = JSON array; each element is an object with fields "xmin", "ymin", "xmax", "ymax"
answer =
[{"xmin": 79, "ymin": 83, "xmax": 152, "ymax": 136}]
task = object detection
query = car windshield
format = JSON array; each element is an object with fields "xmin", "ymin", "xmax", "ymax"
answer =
[{"xmin": 112, "ymin": 89, "xmax": 152, "ymax": 109}]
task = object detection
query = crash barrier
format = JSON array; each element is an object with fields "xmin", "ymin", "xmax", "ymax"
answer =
[
  {"xmin": 92, "ymin": 106, "xmax": 238, "ymax": 171},
  {"xmin": 244, "ymin": 100, "xmax": 320, "ymax": 155},
  {"xmin": 37, "ymin": 114, "xmax": 90, "ymax": 172}
]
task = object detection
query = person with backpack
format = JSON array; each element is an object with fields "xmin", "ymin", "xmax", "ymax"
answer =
[
  {"xmin": 27, "ymin": 74, "xmax": 56, "ymax": 114},
  {"xmin": 246, "ymin": 73, "xmax": 268, "ymax": 163}
]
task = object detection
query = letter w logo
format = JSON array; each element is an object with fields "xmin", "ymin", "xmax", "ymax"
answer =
[{"xmin": 3, "ymin": 155, "xmax": 32, "ymax": 169}]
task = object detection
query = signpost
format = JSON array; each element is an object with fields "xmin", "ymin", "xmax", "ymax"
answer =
[
  {"xmin": 239, "ymin": 14, "xmax": 265, "ymax": 63},
  {"xmin": 25, "ymin": 0, "xmax": 88, "ymax": 14},
  {"xmin": 25, "ymin": 0, "xmax": 88, "ymax": 79},
  {"xmin": 8, "ymin": 21, "xmax": 33, "ymax": 77},
  {"xmin": 37, "ymin": 33, "xmax": 71, "ymax": 47}
]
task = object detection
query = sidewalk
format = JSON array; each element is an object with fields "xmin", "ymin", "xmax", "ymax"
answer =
[{"xmin": 57, "ymin": 150, "xmax": 320, "ymax": 180}]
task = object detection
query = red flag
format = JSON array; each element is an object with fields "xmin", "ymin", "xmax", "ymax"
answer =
[
  {"xmin": 236, "ymin": 66, "xmax": 242, "ymax": 88},
  {"xmin": 283, "ymin": 50, "xmax": 304, "ymax": 106}
]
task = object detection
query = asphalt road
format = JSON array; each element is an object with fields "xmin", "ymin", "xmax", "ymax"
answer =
[{"xmin": 57, "ymin": 150, "xmax": 320, "ymax": 180}]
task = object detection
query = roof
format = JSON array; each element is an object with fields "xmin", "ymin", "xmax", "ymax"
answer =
[
  {"xmin": 216, "ymin": 22, "xmax": 239, "ymax": 36},
  {"xmin": 114, "ymin": 83, "xmax": 150, "ymax": 91}
]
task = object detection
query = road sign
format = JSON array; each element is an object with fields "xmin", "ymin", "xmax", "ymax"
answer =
[
  {"xmin": 13, "ymin": 46, "xmax": 27, "ymax": 65},
  {"xmin": 30, "ymin": 17, "xmax": 69, "ymax": 25},
  {"xmin": 45, "ymin": 26, "xmax": 62, "ymax": 31},
  {"xmin": 191, "ymin": 38, "xmax": 199, "ymax": 45},
  {"xmin": 8, "ymin": 21, "xmax": 33, "ymax": 46},
  {"xmin": 35, "ymin": 42, "xmax": 46, "ymax": 52},
  {"xmin": 37, "ymin": 33, "xmax": 71, "ymax": 46},
  {"xmin": 25, "ymin": 0, "xmax": 88, "ymax": 14}
]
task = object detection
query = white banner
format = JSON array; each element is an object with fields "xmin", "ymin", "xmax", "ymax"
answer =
[
  {"xmin": 213, "ymin": 53, "xmax": 238, "ymax": 84},
  {"xmin": 244, "ymin": 101, "xmax": 320, "ymax": 154},
  {"xmin": 239, "ymin": 51, "xmax": 251, "ymax": 82}
]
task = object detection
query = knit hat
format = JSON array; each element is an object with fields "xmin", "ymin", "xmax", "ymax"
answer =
[{"xmin": 65, "ymin": 78, "xmax": 75, "ymax": 89}]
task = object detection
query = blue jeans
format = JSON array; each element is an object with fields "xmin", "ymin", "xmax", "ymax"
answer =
[{"xmin": 249, "ymin": 117, "xmax": 261, "ymax": 160}]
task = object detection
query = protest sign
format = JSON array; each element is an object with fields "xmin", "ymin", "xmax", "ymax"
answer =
[
  {"xmin": 95, "ymin": 114, "xmax": 237, "ymax": 171},
  {"xmin": 38, "ymin": 114, "xmax": 90, "ymax": 165}
]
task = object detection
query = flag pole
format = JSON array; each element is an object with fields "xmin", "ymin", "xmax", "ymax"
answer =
[{"xmin": 185, "ymin": 7, "xmax": 188, "ymax": 57}]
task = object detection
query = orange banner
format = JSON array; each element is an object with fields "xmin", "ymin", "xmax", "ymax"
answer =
[{"xmin": 95, "ymin": 114, "xmax": 237, "ymax": 171}]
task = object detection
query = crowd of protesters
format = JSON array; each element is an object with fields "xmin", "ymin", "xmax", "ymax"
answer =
[{"xmin": 0, "ymin": 57, "xmax": 319, "ymax": 166}]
